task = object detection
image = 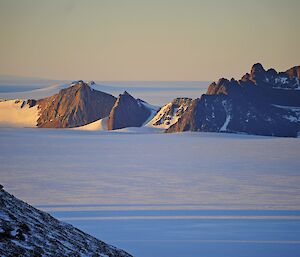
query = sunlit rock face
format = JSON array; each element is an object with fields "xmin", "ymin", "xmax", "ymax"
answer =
[
  {"xmin": 36, "ymin": 81, "xmax": 116, "ymax": 128},
  {"xmin": 167, "ymin": 64, "xmax": 300, "ymax": 137}
]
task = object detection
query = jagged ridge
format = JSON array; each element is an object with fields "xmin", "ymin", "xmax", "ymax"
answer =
[{"xmin": 167, "ymin": 64, "xmax": 300, "ymax": 137}]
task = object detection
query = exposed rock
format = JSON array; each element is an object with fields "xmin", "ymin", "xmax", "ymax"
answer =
[
  {"xmin": 0, "ymin": 188, "xmax": 132, "ymax": 257},
  {"xmin": 286, "ymin": 66, "xmax": 300, "ymax": 80},
  {"xmin": 26, "ymin": 99, "xmax": 37, "ymax": 108},
  {"xmin": 36, "ymin": 81, "xmax": 116, "ymax": 128},
  {"xmin": 250, "ymin": 62, "xmax": 266, "ymax": 82},
  {"xmin": 148, "ymin": 98, "xmax": 192, "ymax": 129},
  {"xmin": 167, "ymin": 64, "xmax": 300, "ymax": 137},
  {"xmin": 107, "ymin": 91, "xmax": 151, "ymax": 130}
]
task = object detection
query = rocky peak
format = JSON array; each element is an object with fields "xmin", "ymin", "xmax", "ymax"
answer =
[
  {"xmin": 107, "ymin": 91, "xmax": 151, "ymax": 130},
  {"xmin": 119, "ymin": 91, "xmax": 134, "ymax": 101},
  {"xmin": 65, "ymin": 80, "xmax": 91, "ymax": 93},
  {"xmin": 166, "ymin": 63, "xmax": 300, "ymax": 137},
  {"xmin": 37, "ymin": 81, "xmax": 116, "ymax": 128},
  {"xmin": 241, "ymin": 73, "xmax": 250, "ymax": 81},
  {"xmin": 250, "ymin": 63, "xmax": 266, "ymax": 82},
  {"xmin": 218, "ymin": 78, "xmax": 230, "ymax": 85},
  {"xmin": 206, "ymin": 77, "xmax": 240, "ymax": 96},
  {"xmin": 112, "ymin": 91, "xmax": 136, "ymax": 108},
  {"xmin": 207, "ymin": 63, "xmax": 300, "ymax": 98},
  {"xmin": 123, "ymin": 91, "xmax": 130, "ymax": 96},
  {"xmin": 266, "ymin": 68, "xmax": 278, "ymax": 78},
  {"xmin": 251, "ymin": 63, "xmax": 265, "ymax": 74}
]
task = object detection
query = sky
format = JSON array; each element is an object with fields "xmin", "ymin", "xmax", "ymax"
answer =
[{"xmin": 0, "ymin": 0, "xmax": 299, "ymax": 81}]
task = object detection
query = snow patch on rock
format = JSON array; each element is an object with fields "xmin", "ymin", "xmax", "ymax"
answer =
[{"xmin": 147, "ymin": 98, "xmax": 192, "ymax": 129}]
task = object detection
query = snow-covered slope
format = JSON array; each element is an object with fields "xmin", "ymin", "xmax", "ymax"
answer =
[
  {"xmin": 147, "ymin": 98, "xmax": 192, "ymax": 129},
  {"xmin": 0, "ymin": 186, "xmax": 132, "ymax": 257},
  {"xmin": 0, "ymin": 100, "xmax": 38, "ymax": 128},
  {"xmin": 73, "ymin": 117, "xmax": 109, "ymax": 131},
  {"xmin": 139, "ymin": 100, "xmax": 160, "ymax": 125}
]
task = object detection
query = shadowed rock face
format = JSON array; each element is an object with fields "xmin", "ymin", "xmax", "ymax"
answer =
[
  {"xmin": 167, "ymin": 64, "xmax": 300, "ymax": 137},
  {"xmin": 0, "ymin": 186, "xmax": 132, "ymax": 257},
  {"xmin": 36, "ymin": 81, "xmax": 116, "ymax": 128},
  {"xmin": 107, "ymin": 91, "xmax": 151, "ymax": 130}
]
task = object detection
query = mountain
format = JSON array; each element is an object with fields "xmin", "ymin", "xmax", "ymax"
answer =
[
  {"xmin": 107, "ymin": 91, "xmax": 154, "ymax": 130},
  {"xmin": 0, "ymin": 82, "xmax": 159, "ymax": 130},
  {"xmin": 1, "ymin": 66, "xmax": 299, "ymax": 136},
  {"xmin": 0, "ymin": 185, "xmax": 132, "ymax": 257},
  {"xmin": 147, "ymin": 98, "xmax": 192, "ymax": 129},
  {"xmin": 0, "ymin": 81, "xmax": 117, "ymax": 128},
  {"xmin": 36, "ymin": 81, "xmax": 116, "ymax": 128},
  {"xmin": 167, "ymin": 64, "xmax": 300, "ymax": 137}
]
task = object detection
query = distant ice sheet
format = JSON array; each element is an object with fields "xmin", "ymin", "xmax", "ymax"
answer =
[
  {"xmin": 1, "ymin": 128, "xmax": 300, "ymax": 257},
  {"xmin": 0, "ymin": 128, "xmax": 299, "ymax": 210},
  {"xmin": 48, "ymin": 208, "xmax": 300, "ymax": 257}
]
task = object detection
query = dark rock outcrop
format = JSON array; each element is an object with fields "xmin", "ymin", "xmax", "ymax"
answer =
[
  {"xmin": 107, "ymin": 91, "xmax": 151, "ymax": 130},
  {"xmin": 0, "ymin": 187, "xmax": 132, "ymax": 257},
  {"xmin": 36, "ymin": 81, "xmax": 116, "ymax": 128},
  {"xmin": 167, "ymin": 64, "xmax": 300, "ymax": 137}
]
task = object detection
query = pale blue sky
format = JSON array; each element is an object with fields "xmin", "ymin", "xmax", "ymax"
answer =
[{"xmin": 0, "ymin": 0, "xmax": 299, "ymax": 81}]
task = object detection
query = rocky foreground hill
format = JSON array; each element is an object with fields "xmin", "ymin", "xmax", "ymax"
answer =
[
  {"xmin": 0, "ymin": 185, "xmax": 132, "ymax": 257},
  {"xmin": 166, "ymin": 64, "xmax": 300, "ymax": 137}
]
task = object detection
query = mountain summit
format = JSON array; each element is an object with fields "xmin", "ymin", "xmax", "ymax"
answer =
[
  {"xmin": 167, "ymin": 64, "xmax": 300, "ymax": 137},
  {"xmin": 107, "ymin": 91, "xmax": 152, "ymax": 130},
  {"xmin": 36, "ymin": 81, "xmax": 116, "ymax": 128}
]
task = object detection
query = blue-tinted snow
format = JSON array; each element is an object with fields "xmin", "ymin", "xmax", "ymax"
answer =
[{"xmin": 1, "ymin": 125, "xmax": 300, "ymax": 256}]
